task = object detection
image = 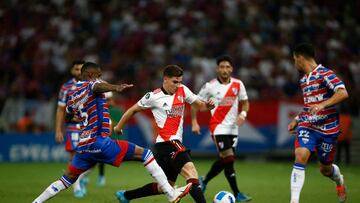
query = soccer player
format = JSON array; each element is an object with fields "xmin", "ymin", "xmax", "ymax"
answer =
[
  {"xmin": 113, "ymin": 64, "xmax": 215, "ymax": 203},
  {"xmin": 55, "ymin": 60, "xmax": 87, "ymax": 197},
  {"xmin": 288, "ymin": 43, "xmax": 348, "ymax": 203},
  {"xmin": 191, "ymin": 55, "xmax": 252, "ymax": 202},
  {"xmin": 33, "ymin": 62, "xmax": 192, "ymax": 203}
]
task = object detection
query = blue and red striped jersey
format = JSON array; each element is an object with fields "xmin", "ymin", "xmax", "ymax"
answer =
[
  {"xmin": 298, "ymin": 64, "xmax": 346, "ymax": 134},
  {"xmin": 66, "ymin": 80, "xmax": 111, "ymax": 149},
  {"xmin": 57, "ymin": 78, "xmax": 79, "ymax": 131}
]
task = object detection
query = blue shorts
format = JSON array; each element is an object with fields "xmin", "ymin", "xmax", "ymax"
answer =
[
  {"xmin": 295, "ymin": 127, "xmax": 338, "ymax": 165},
  {"xmin": 68, "ymin": 136, "xmax": 136, "ymax": 174}
]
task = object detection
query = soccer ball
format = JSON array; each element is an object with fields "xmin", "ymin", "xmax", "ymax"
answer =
[{"xmin": 213, "ymin": 191, "xmax": 235, "ymax": 203}]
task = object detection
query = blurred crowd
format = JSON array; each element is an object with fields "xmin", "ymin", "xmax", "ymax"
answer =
[{"xmin": 0, "ymin": 0, "xmax": 359, "ymax": 133}]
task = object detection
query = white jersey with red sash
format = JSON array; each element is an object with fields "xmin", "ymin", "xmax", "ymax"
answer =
[
  {"xmin": 137, "ymin": 85, "xmax": 198, "ymax": 143},
  {"xmin": 198, "ymin": 77, "xmax": 248, "ymax": 135}
]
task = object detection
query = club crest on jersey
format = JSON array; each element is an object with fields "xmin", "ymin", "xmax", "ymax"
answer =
[
  {"xmin": 302, "ymin": 138, "xmax": 309, "ymax": 144},
  {"xmin": 232, "ymin": 87, "xmax": 238, "ymax": 95},
  {"xmin": 177, "ymin": 95, "xmax": 183, "ymax": 103}
]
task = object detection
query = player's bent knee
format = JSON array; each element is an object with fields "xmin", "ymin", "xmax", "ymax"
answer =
[{"xmin": 294, "ymin": 148, "xmax": 310, "ymax": 164}]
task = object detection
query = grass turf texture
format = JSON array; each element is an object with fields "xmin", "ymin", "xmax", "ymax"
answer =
[{"xmin": 0, "ymin": 160, "xmax": 359, "ymax": 203}]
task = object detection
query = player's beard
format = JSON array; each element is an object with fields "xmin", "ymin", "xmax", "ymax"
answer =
[{"xmin": 219, "ymin": 73, "xmax": 230, "ymax": 82}]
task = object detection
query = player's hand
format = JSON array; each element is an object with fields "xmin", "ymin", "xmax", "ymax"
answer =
[
  {"xmin": 287, "ymin": 120, "xmax": 298, "ymax": 135},
  {"xmin": 235, "ymin": 114, "xmax": 246, "ymax": 126},
  {"xmin": 205, "ymin": 100, "xmax": 215, "ymax": 110},
  {"xmin": 309, "ymin": 103, "xmax": 324, "ymax": 114},
  {"xmin": 116, "ymin": 84, "xmax": 134, "ymax": 92},
  {"xmin": 113, "ymin": 126, "xmax": 123, "ymax": 135},
  {"xmin": 55, "ymin": 131, "xmax": 64, "ymax": 143},
  {"xmin": 192, "ymin": 122, "xmax": 201, "ymax": 135}
]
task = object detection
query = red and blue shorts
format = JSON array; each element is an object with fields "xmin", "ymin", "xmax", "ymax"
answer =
[
  {"xmin": 68, "ymin": 136, "xmax": 135, "ymax": 174},
  {"xmin": 295, "ymin": 127, "xmax": 338, "ymax": 165}
]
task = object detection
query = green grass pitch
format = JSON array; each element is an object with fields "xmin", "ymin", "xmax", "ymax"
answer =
[{"xmin": 0, "ymin": 160, "xmax": 359, "ymax": 203}]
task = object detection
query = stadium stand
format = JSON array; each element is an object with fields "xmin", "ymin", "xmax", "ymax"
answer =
[{"xmin": 0, "ymin": 0, "xmax": 359, "ymax": 134}]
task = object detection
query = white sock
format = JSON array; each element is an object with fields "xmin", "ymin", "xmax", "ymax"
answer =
[
  {"xmin": 73, "ymin": 177, "xmax": 81, "ymax": 192},
  {"xmin": 142, "ymin": 149, "xmax": 174, "ymax": 198},
  {"xmin": 73, "ymin": 168, "xmax": 92, "ymax": 192},
  {"xmin": 330, "ymin": 164, "xmax": 343, "ymax": 186},
  {"xmin": 33, "ymin": 180, "xmax": 66, "ymax": 203},
  {"xmin": 290, "ymin": 163, "xmax": 305, "ymax": 203}
]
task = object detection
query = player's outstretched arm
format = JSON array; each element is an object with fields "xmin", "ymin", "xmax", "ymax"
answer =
[
  {"xmin": 93, "ymin": 82, "xmax": 133, "ymax": 94},
  {"xmin": 192, "ymin": 99, "xmax": 215, "ymax": 112},
  {"xmin": 114, "ymin": 104, "xmax": 144, "ymax": 134}
]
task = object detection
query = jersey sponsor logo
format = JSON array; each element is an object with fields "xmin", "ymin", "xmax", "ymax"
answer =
[
  {"xmin": 163, "ymin": 102, "xmax": 168, "ymax": 107},
  {"xmin": 218, "ymin": 96, "xmax": 236, "ymax": 106},
  {"xmin": 165, "ymin": 105, "xmax": 184, "ymax": 118},
  {"xmin": 70, "ymin": 90, "xmax": 89, "ymax": 110},
  {"xmin": 304, "ymin": 83, "xmax": 320, "ymax": 94},
  {"xmin": 304, "ymin": 94, "xmax": 324, "ymax": 103},
  {"xmin": 303, "ymin": 114, "xmax": 328, "ymax": 123}
]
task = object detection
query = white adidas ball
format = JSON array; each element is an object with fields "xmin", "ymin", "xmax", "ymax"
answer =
[{"xmin": 213, "ymin": 191, "xmax": 235, "ymax": 203}]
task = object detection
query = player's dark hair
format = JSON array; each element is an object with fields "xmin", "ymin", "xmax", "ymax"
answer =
[
  {"xmin": 293, "ymin": 43, "xmax": 315, "ymax": 58},
  {"xmin": 81, "ymin": 62, "xmax": 100, "ymax": 73},
  {"xmin": 69, "ymin": 60, "xmax": 84, "ymax": 73},
  {"xmin": 216, "ymin": 55, "xmax": 234, "ymax": 66},
  {"xmin": 163, "ymin": 65, "xmax": 183, "ymax": 77},
  {"xmin": 72, "ymin": 60, "xmax": 85, "ymax": 66}
]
